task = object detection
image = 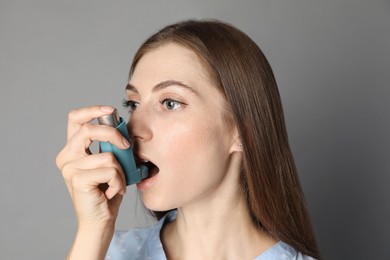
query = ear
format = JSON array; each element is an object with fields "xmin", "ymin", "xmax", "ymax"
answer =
[{"xmin": 229, "ymin": 127, "xmax": 243, "ymax": 153}]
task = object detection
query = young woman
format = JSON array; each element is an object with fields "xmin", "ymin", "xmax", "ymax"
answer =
[{"xmin": 56, "ymin": 20, "xmax": 320, "ymax": 259}]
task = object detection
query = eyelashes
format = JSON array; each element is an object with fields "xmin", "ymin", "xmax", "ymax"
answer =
[
  {"xmin": 122, "ymin": 98, "xmax": 186, "ymax": 112},
  {"xmin": 122, "ymin": 98, "xmax": 139, "ymax": 112},
  {"xmin": 161, "ymin": 98, "xmax": 184, "ymax": 110}
]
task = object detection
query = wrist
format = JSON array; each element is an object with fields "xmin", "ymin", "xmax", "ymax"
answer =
[
  {"xmin": 67, "ymin": 223, "xmax": 115, "ymax": 260},
  {"xmin": 78, "ymin": 219, "xmax": 116, "ymax": 233}
]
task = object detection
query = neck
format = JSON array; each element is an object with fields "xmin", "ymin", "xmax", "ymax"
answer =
[{"xmin": 161, "ymin": 152, "xmax": 277, "ymax": 260}]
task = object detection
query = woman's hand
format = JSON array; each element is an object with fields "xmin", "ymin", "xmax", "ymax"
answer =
[{"xmin": 56, "ymin": 106, "xmax": 129, "ymax": 259}]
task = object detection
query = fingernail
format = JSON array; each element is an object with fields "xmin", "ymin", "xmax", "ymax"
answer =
[
  {"xmin": 101, "ymin": 106, "xmax": 114, "ymax": 113},
  {"xmin": 122, "ymin": 137, "xmax": 131, "ymax": 148}
]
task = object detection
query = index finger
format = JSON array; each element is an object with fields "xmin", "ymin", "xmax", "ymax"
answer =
[{"xmin": 67, "ymin": 105, "xmax": 115, "ymax": 141}]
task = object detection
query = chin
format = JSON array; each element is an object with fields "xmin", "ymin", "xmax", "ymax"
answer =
[{"xmin": 141, "ymin": 195, "xmax": 177, "ymax": 213}]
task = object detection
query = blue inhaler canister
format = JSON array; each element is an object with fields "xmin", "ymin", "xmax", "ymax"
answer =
[{"xmin": 98, "ymin": 109, "xmax": 148, "ymax": 186}]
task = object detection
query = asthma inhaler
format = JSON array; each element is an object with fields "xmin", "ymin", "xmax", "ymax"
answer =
[{"xmin": 98, "ymin": 109, "xmax": 148, "ymax": 186}]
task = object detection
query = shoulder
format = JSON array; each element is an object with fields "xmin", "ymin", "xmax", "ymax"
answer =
[
  {"xmin": 105, "ymin": 211, "xmax": 176, "ymax": 260},
  {"xmin": 256, "ymin": 241, "xmax": 317, "ymax": 260}
]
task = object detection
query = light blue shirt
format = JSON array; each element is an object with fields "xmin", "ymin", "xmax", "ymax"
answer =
[{"xmin": 105, "ymin": 211, "xmax": 315, "ymax": 260}]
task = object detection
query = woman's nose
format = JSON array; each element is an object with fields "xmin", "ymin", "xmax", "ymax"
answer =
[{"xmin": 126, "ymin": 108, "xmax": 153, "ymax": 143}]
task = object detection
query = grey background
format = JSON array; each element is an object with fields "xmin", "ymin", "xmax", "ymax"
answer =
[{"xmin": 1, "ymin": 0, "xmax": 389, "ymax": 259}]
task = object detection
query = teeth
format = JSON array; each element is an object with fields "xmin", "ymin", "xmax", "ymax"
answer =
[{"xmin": 142, "ymin": 159, "xmax": 149, "ymax": 163}]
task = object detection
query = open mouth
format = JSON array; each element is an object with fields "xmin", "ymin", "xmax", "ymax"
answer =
[{"xmin": 137, "ymin": 158, "xmax": 160, "ymax": 179}]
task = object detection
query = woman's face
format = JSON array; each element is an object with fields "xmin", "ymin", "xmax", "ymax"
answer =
[{"xmin": 126, "ymin": 43, "xmax": 237, "ymax": 211}]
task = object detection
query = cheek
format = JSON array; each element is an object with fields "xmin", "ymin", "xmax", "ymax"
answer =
[
  {"xmin": 158, "ymin": 121, "xmax": 207, "ymax": 162},
  {"xmin": 157, "ymin": 116, "xmax": 231, "ymax": 179}
]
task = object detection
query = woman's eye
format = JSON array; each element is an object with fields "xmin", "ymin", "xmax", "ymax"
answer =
[
  {"xmin": 162, "ymin": 99, "xmax": 183, "ymax": 110},
  {"xmin": 122, "ymin": 99, "xmax": 139, "ymax": 112}
]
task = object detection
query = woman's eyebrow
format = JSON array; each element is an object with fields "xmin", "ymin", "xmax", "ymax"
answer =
[{"xmin": 125, "ymin": 80, "xmax": 200, "ymax": 96}]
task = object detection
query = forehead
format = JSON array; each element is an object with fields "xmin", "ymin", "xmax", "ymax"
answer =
[{"xmin": 130, "ymin": 43, "xmax": 212, "ymax": 87}]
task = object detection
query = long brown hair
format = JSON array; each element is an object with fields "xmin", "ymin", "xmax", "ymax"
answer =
[{"xmin": 129, "ymin": 19, "xmax": 320, "ymax": 258}]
